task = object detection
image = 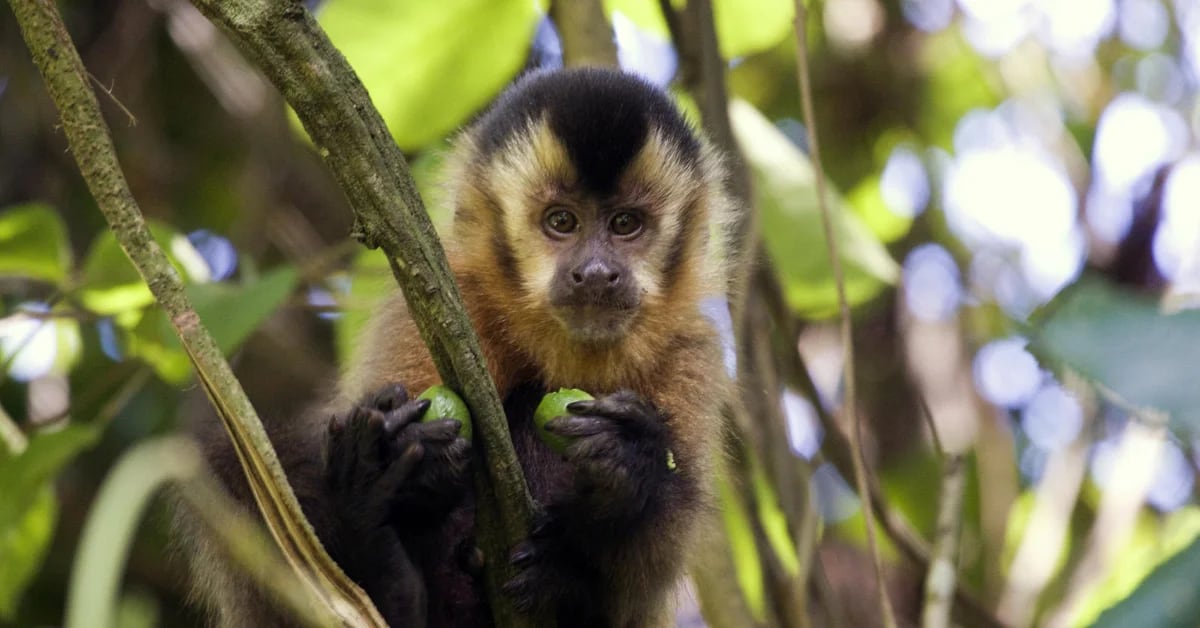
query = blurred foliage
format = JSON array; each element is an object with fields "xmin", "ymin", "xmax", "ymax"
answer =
[
  {"xmin": 2, "ymin": 0, "xmax": 1199, "ymax": 625},
  {"xmin": 1031, "ymin": 278, "xmax": 1200, "ymax": 434}
]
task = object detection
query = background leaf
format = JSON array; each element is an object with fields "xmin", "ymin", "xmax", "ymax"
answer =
[
  {"xmin": 1029, "ymin": 278, "xmax": 1200, "ymax": 433},
  {"xmin": 0, "ymin": 204, "xmax": 71, "ymax": 285},
  {"xmin": 1092, "ymin": 535, "xmax": 1200, "ymax": 628},
  {"xmin": 731, "ymin": 99, "xmax": 898, "ymax": 318},
  {"xmin": 0, "ymin": 485, "xmax": 56, "ymax": 620},
  {"xmin": 130, "ymin": 266, "xmax": 300, "ymax": 383},
  {"xmin": 318, "ymin": 0, "xmax": 542, "ymax": 150}
]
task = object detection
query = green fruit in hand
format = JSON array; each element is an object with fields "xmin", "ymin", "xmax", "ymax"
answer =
[
  {"xmin": 534, "ymin": 388, "xmax": 594, "ymax": 453},
  {"xmin": 417, "ymin": 385, "xmax": 472, "ymax": 441}
]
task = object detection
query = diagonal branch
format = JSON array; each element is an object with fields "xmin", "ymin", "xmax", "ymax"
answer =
[
  {"xmin": 184, "ymin": 1, "xmax": 535, "ymax": 626},
  {"xmin": 7, "ymin": 0, "xmax": 383, "ymax": 624}
]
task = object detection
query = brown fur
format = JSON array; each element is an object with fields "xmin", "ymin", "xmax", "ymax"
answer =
[{"xmin": 338, "ymin": 115, "xmax": 736, "ymax": 625}]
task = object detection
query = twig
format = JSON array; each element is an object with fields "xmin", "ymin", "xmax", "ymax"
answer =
[
  {"xmin": 1043, "ymin": 414, "xmax": 1165, "ymax": 628},
  {"xmin": 920, "ymin": 453, "xmax": 966, "ymax": 628},
  {"xmin": 86, "ymin": 71, "xmax": 138, "ymax": 126},
  {"xmin": 185, "ymin": 1, "xmax": 535, "ymax": 625},
  {"xmin": 8, "ymin": 0, "xmax": 383, "ymax": 624},
  {"xmin": 790, "ymin": 4, "xmax": 896, "ymax": 627},
  {"xmin": 549, "ymin": 0, "xmax": 617, "ymax": 67}
]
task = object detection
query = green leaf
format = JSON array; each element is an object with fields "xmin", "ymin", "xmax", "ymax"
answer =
[
  {"xmin": 606, "ymin": 0, "xmax": 793, "ymax": 58},
  {"xmin": 78, "ymin": 222, "xmax": 207, "ymax": 316},
  {"xmin": 0, "ymin": 484, "xmax": 56, "ymax": 620},
  {"xmin": 0, "ymin": 424, "xmax": 102, "ymax": 530},
  {"xmin": 712, "ymin": 0, "xmax": 793, "ymax": 59},
  {"xmin": 318, "ymin": 0, "xmax": 541, "ymax": 150},
  {"xmin": 717, "ymin": 472, "xmax": 766, "ymax": 623},
  {"xmin": 1092, "ymin": 533, "xmax": 1200, "ymax": 628},
  {"xmin": 1029, "ymin": 277, "xmax": 1200, "ymax": 433},
  {"xmin": 0, "ymin": 204, "xmax": 71, "ymax": 284},
  {"xmin": 1078, "ymin": 507, "xmax": 1200, "ymax": 626},
  {"xmin": 730, "ymin": 99, "xmax": 899, "ymax": 318},
  {"xmin": 130, "ymin": 267, "xmax": 299, "ymax": 383}
]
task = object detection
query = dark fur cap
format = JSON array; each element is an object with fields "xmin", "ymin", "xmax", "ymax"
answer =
[{"xmin": 472, "ymin": 68, "xmax": 702, "ymax": 194}]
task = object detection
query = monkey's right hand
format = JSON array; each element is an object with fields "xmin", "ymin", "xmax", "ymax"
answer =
[{"xmin": 325, "ymin": 383, "xmax": 472, "ymax": 533}]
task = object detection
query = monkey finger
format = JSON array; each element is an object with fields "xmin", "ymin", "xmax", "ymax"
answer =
[
  {"xmin": 545, "ymin": 415, "xmax": 612, "ymax": 438},
  {"xmin": 567, "ymin": 393, "xmax": 649, "ymax": 421},
  {"xmin": 367, "ymin": 382, "xmax": 410, "ymax": 413},
  {"xmin": 383, "ymin": 398, "xmax": 431, "ymax": 434},
  {"xmin": 375, "ymin": 442, "xmax": 425, "ymax": 496},
  {"xmin": 398, "ymin": 418, "xmax": 463, "ymax": 445}
]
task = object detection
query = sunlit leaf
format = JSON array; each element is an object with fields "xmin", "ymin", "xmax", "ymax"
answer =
[
  {"xmin": 1092, "ymin": 527, "xmax": 1200, "ymax": 628},
  {"xmin": 845, "ymin": 175, "xmax": 915, "ymax": 243},
  {"xmin": 730, "ymin": 99, "xmax": 899, "ymax": 319},
  {"xmin": 1029, "ymin": 277, "xmax": 1200, "ymax": 433},
  {"xmin": 919, "ymin": 30, "xmax": 1002, "ymax": 150},
  {"xmin": 130, "ymin": 267, "xmax": 300, "ymax": 383},
  {"xmin": 1078, "ymin": 507, "xmax": 1200, "ymax": 627},
  {"xmin": 318, "ymin": 0, "xmax": 541, "ymax": 150},
  {"xmin": 718, "ymin": 472, "xmax": 766, "ymax": 622},
  {"xmin": 0, "ymin": 484, "xmax": 56, "ymax": 620},
  {"xmin": 0, "ymin": 204, "xmax": 71, "ymax": 285},
  {"xmin": 606, "ymin": 0, "xmax": 794, "ymax": 58},
  {"xmin": 78, "ymin": 222, "xmax": 205, "ymax": 316}
]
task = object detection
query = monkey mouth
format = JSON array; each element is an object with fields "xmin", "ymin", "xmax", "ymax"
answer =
[{"xmin": 551, "ymin": 304, "xmax": 638, "ymax": 344}]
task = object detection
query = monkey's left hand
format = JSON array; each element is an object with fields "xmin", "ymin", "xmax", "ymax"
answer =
[
  {"xmin": 549, "ymin": 390, "xmax": 676, "ymax": 520},
  {"xmin": 504, "ymin": 391, "xmax": 676, "ymax": 622}
]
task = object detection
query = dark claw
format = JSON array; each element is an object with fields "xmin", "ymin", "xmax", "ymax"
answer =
[
  {"xmin": 369, "ymin": 383, "xmax": 409, "ymax": 413},
  {"xmin": 510, "ymin": 547, "xmax": 536, "ymax": 568},
  {"xmin": 544, "ymin": 415, "xmax": 609, "ymax": 438}
]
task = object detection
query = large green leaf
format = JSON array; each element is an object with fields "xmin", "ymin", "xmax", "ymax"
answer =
[
  {"xmin": 606, "ymin": 0, "xmax": 793, "ymax": 59},
  {"xmin": 0, "ymin": 204, "xmax": 71, "ymax": 285},
  {"xmin": 130, "ymin": 266, "xmax": 300, "ymax": 383},
  {"xmin": 730, "ymin": 99, "xmax": 898, "ymax": 318},
  {"xmin": 0, "ymin": 484, "xmax": 56, "ymax": 620},
  {"xmin": 1029, "ymin": 278, "xmax": 1200, "ymax": 433},
  {"xmin": 1092, "ymin": 534, "xmax": 1200, "ymax": 628},
  {"xmin": 0, "ymin": 424, "xmax": 101, "ymax": 618},
  {"xmin": 317, "ymin": 0, "xmax": 541, "ymax": 151}
]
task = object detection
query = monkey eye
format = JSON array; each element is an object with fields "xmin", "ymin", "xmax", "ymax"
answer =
[
  {"xmin": 609, "ymin": 211, "xmax": 643, "ymax": 237},
  {"xmin": 544, "ymin": 208, "xmax": 579, "ymax": 236}
]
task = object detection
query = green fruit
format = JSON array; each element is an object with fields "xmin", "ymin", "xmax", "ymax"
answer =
[
  {"xmin": 417, "ymin": 385, "xmax": 472, "ymax": 441},
  {"xmin": 533, "ymin": 388, "xmax": 594, "ymax": 453}
]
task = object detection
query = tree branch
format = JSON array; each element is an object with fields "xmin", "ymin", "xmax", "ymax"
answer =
[
  {"xmin": 790, "ymin": 3, "xmax": 896, "ymax": 627},
  {"xmin": 7, "ymin": 0, "xmax": 382, "ymax": 624},
  {"xmin": 550, "ymin": 0, "xmax": 617, "ymax": 67},
  {"xmin": 184, "ymin": 1, "xmax": 535, "ymax": 625}
]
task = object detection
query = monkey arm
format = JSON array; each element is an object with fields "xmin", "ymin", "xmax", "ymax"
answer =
[{"xmin": 505, "ymin": 332, "xmax": 724, "ymax": 627}]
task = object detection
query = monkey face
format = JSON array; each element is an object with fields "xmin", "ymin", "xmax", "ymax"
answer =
[{"xmin": 542, "ymin": 203, "xmax": 645, "ymax": 343}]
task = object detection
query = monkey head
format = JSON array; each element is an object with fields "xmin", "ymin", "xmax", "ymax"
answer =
[{"xmin": 445, "ymin": 68, "xmax": 733, "ymax": 379}]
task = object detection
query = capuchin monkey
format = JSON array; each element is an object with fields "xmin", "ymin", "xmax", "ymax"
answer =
[{"xmin": 181, "ymin": 67, "xmax": 738, "ymax": 628}]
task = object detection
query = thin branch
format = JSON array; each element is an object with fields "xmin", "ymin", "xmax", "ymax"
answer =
[
  {"xmin": 8, "ymin": 0, "xmax": 382, "ymax": 624},
  {"xmin": 185, "ymin": 1, "xmax": 535, "ymax": 625},
  {"xmin": 920, "ymin": 453, "xmax": 966, "ymax": 628},
  {"xmin": 549, "ymin": 0, "xmax": 617, "ymax": 67},
  {"xmin": 790, "ymin": 4, "xmax": 896, "ymax": 627}
]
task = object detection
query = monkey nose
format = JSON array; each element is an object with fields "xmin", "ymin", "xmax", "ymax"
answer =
[{"xmin": 570, "ymin": 259, "xmax": 621, "ymax": 287}]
